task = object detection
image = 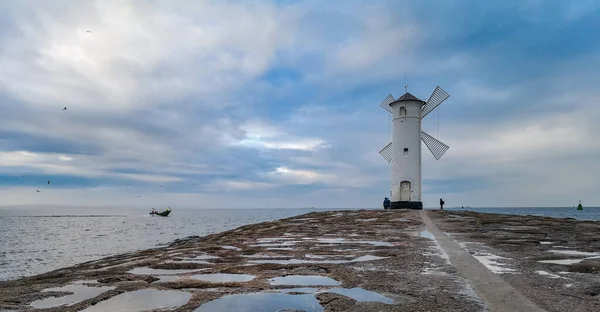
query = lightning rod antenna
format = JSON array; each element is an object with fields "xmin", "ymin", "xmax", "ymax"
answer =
[{"xmin": 404, "ymin": 73, "xmax": 408, "ymax": 93}]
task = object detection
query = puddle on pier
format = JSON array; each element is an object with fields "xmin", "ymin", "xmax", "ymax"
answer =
[
  {"xmin": 248, "ymin": 255, "xmax": 386, "ymax": 265},
  {"xmin": 72, "ymin": 280, "xmax": 99, "ymax": 285},
  {"xmin": 325, "ymin": 287, "xmax": 394, "ymax": 304},
  {"xmin": 538, "ymin": 250, "xmax": 600, "ymax": 265},
  {"xmin": 535, "ymin": 270, "xmax": 568, "ymax": 279},
  {"xmin": 166, "ymin": 259, "xmax": 213, "ymax": 265},
  {"xmin": 30, "ymin": 284, "xmax": 115, "ymax": 309},
  {"xmin": 81, "ymin": 289, "xmax": 191, "ymax": 312},
  {"xmin": 305, "ymin": 254, "xmax": 350, "ymax": 259},
  {"xmin": 250, "ymin": 241, "xmax": 298, "ymax": 247},
  {"xmin": 539, "ymin": 259, "xmax": 585, "ymax": 265},
  {"xmin": 273, "ymin": 287, "xmax": 394, "ymax": 304},
  {"xmin": 472, "ymin": 252, "xmax": 516, "ymax": 274},
  {"xmin": 193, "ymin": 293, "xmax": 323, "ymax": 312},
  {"xmin": 419, "ymin": 230, "xmax": 435, "ymax": 240},
  {"xmin": 268, "ymin": 275, "xmax": 341, "ymax": 286},
  {"xmin": 241, "ymin": 253, "xmax": 289, "ymax": 258},
  {"xmin": 548, "ymin": 250, "xmax": 600, "ymax": 257},
  {"xmin": 152, "ymin": 275, "xmax": 181, "ymax": 283},
  {"xmin": 357, "ymin": 218, "xmax": 379, "ymax": 222},
  {"xmin": 190, "ymin": 273, "xmax": 256, "ymax": 283},
  {"xmin": 276, "ymin": 288, "xmax": 320, "ymax": 294},
  {"xmin": 360, "ymin": 240, "xmax": 393, "ymax": 247},
  {"xmin": 187, "ymin": 254, "xmax": 220, "ymax": 260},
  {"xmin": 317, "ymin": 238, "xmax": 346, "ymax": 244},
  {"xmin": 257, "ymin": 237, "xmax": 297, "ymax": 243},
  {"xmin": 127, "ymin": 267, "xmax": 207, "ymax": 275},
  {"xmin": 222, "ymin": 246, "xmax": 241, "ymax": 251},
  {"xmin": 315, "ymin": 238, "xmax": 393, "ymax": 247}
]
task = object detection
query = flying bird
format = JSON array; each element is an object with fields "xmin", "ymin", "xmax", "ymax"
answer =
[
  {"xmin": 36, "ymin": 190, "xmax": 41, "ymax": 193},
  {"xmin": 63, "ymin": 107, "xmax": 67, "ymax": 110},
  {"xmin": 86, "ymin": 30, "xmax": 92, "ymax": 33},
  {"xmin": 47, "ymin": 180, "xmax": 51, "ymax": 185},
  {"xmin": 21, "ymin": 174, "xmax": 27, "ymax": 178}
]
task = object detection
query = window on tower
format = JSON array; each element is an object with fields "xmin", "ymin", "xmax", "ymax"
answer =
[
  {"xmin": 399, "ymin": 106, "xmax": 407, "ymax": 117},
  {"xmin": 403, "ymin": 148, "xmax": 408, "ymax": 156}
]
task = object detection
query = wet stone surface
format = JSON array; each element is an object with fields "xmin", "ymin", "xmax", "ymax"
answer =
[
  {"xmin": 0, "ymin": 209, "xmax": 546, "ymax": 311},
  {"xmin": 430, "ymin": 210, "xmax": 600, "ymax": 312}
]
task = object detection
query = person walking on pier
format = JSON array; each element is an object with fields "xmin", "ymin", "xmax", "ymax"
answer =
[
  {"xmin": 440, "ymin": 198, "xmax": 445, "ymax": 210},
  {"xmin": 383, "ymin": 197, "xmax": 390, "ymax": 210}
]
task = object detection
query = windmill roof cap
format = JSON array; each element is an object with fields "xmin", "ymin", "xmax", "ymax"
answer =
[{"xmin": 392, "ymin": 92, "xmax": 425, "ymax": 103}]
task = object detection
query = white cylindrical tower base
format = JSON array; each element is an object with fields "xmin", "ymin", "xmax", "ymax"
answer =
[{"xmin": 388, "ymin": 93, "xmax": 425, "ymax": 210}]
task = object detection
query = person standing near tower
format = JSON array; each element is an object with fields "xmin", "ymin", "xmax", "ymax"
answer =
[
  {"xmin": 383, "ymin": 197, "xmax": 391, "ymax": 210},
  {"xmin": 440, "ymin": 198, "xmax": 445, "ymax": 210}
]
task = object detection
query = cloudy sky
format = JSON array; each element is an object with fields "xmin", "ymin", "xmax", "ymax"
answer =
[{"xmin": 1, "ymin": 0, "xmax": 599, "ymax": 208}]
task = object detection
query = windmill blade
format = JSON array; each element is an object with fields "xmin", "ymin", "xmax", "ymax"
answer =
[
  {"xmin": 421, "ymin": 131, "xmax": 449, "ymax": 160},
  {"xmin": 422, "ymin": 86, "xmax": 449, "ymax": 118},
  {"xmin": 379, "ymin": 142, "xmax": 393, "ymax": 163},
  {"xmin": 379, "ymin": 94, "xmax": 395, "ymax": 113}
]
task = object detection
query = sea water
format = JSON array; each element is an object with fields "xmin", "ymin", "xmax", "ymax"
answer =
[{"xmin": 447, "ymin": 206, "xmax": 600, "ymax": 221}]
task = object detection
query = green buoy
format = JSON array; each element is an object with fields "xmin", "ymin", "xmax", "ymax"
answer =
[{"xmin": 577, "ymin": 200, "xmax": 583, "ymax": 211}]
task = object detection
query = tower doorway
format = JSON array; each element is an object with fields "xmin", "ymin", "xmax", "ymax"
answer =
[{"xmin": 400, "ymin": 181, "xmax": 411, "ymax": 201}]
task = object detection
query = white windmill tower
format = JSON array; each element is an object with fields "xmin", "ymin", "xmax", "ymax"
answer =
[{"xmin": 378, "ymin": 85, "xmax": 450, "ymax": 210}]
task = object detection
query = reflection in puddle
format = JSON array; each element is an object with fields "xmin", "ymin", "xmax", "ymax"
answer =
[
  {"xmin": 81, "ymin": 289, "xmax": 191, "ymax": 312},
  {"xmin": 548, "ymin": 250, "xmax": 600, "ymax": 257},
  {"xmin": 472, "ymin": 252, "xmax": 516, "ymax": 274},
  {"xmin": 128, "ymin": 267, "xmax": 207, "ymax": 275},
  {"xmin": 241, "ymin": 253, "xmax": 288, "ymax": 258},
  {"xmin": 166, "ymin": 259, "xmax": 213, "ymax": 265},
  {"xmin": 359, "ymin": 240, "xmax": 393, "ymax": 247},
  {"xmin": 30, "ymin": 284, "xmax": 116, "ymax": 309},
  {"xmin": 276, "ymin": 288, "xmax": 320, "ymax": 294},
  {"xmin": 190, "ymin": 273, "xmax": 256, "ymax": 283},
  {"xmin": 315, "ymin": 238, "xmax": 393, "ymax": 247},
  {"xmin": 324, "ymin": 288, "xmax": 394, "ymax": 304},
  {"xmin": 539, "ymin": 259, "xmax": 585, "ymax": 265},
  {"xmin": 535, "ymin": 270, "xmax": 567, "ymax": 279},
  {"xmin": 317, "ymin": 238, "xmax": 346, "ymax": 244},
  {"xmin": 269, "ymin": 275, "xmax": 341, "ymax": 286},
  {"xmin": 222, "ymin": 246, "xmax": 241, "ymax": 251},
  {"xmin": 419, "ymin": 230, "xmax": 435, "ymax": 240},
  {"xmin": 357, "ymin": 218, "xmax": 378, "ymax": 222},
  {"xmin": 72, "ymin": 280, "xmax": 99, "ymax": 284},
  {"xmin": 190, "ymin": 254, "xmax": 220, "ymax": 260},
  {"xmin": 193, "ymin": 293, "xmax": 323, "ymax": 312},
  {"xmin": 153, "ymin": 275, "xmax": 181, "ymax": 283},
  {"xmin": 250, "ymin": 241, "xmax": 298, "ymax": 247},
  {"xmin": 257, "ymin": 237, "xmax": 297, "ymax": 242},
  {"xmin": 249, "ymin": 255, "xmax": 386, "ymax": 265}
]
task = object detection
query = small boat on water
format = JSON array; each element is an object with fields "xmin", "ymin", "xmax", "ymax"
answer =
[
  {"xmin": 577, "ymin": 201, "xmax": 583, "ymax": 211},
  {"xmin": 150, "ymin": 206, "xmax": 172, "ymax": 217}
]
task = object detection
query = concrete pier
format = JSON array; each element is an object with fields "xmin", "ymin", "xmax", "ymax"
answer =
[{"xmin": 1, "ymin": 210, "xmax": 599, "ymax": 311}]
